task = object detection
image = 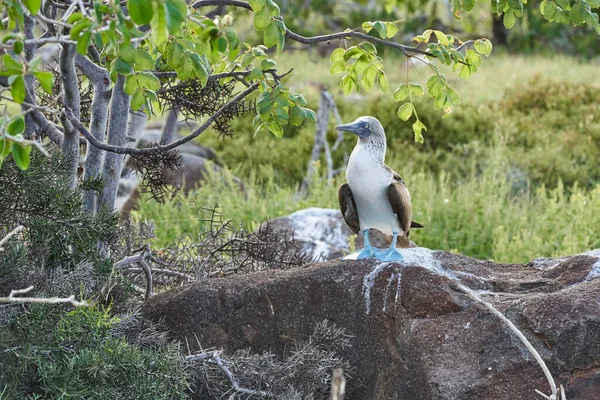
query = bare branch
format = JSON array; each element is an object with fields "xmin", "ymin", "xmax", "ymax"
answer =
[
  {"xmin": 0, "ymin": 225, "xmax": 24, "ymax": 251},
  {"xmin": 66, "ymin": 82, "xmax": 260, "ymax": 156},
  {"xmin": 0, "ymin": 286, "xmax": 88, "ymax": 307},
  {"xmin": 186, "ymin": 350, "xmax": 275, "ymax": 398},
  {"xmin": 191, "ymin": 0, "xmax": 433, "ymax": 57},
  {"xmin": 455, "ymin": 282, "xmax": 560, "ymax": 400}
]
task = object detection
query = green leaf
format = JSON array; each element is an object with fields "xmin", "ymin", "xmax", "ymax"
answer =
[
  {"xmin": 361, "ymin": 66, "xmax": 377, "ymax": 92},
  {"xmin": 359, "ymin": 42, "xmax": 377, "ymax": 54},
  {"xmin": 76, "ymin": 32, "xmax": 91, "ymax": 55},
  {"xmin": 474, "ymin": 39, "xmax": 493, "ymax": 56},
  {"xmin": 150, "ymin": 2, "xmax": 168, "ymax": 50},
  {"xmin": 247, "ymin": 67, "xmax": 263, "ymax": 81},
  {"xmin": 459, "ymin": 65, "xmax": 472, "ymax": 80},
  {"xmin": 11, "ymin": 143, "xmax": 30, "ymax": 170},
  {"xmin": 466, "ymin": 49, "xmax": 482, "ymax": 68},
  {"xmin": 268, "ymin": 121, "xmax": 284, "ymax": 137},
  {"xmin": 166, "ymin": 41, "xmax": 184, "ymax": 68},
  {"xmin": 260, "ymin": 58, "xmax": 276, "ymax": 70},
  {"xmin": 164, "ymin": 0, "xmax": 188, "ymax": 34},
  {"xmin": 13, "ymin": 40, "xmax": 23, "ymax": 55},
  {"xmin": 433, "ymin": 30, "xmax": 451, "ymax": 46},
  {"xmin": 0, "ymin": 139, "xmax": 11, "ymax": 163},
  {"xmin": 3, "ymin": 54, "xmax": 22, "ymax": 72},
  {"xmin": 9, "ymin": 75, "xmax": 26, "ymax": 103},
  {"xmin": 290, "ymin": 105, "xmax": 304, "ymax": 126},
  {"xmin": 69, "ymin": 19, "xmax": 92, "ymax": 40},
  {"xmin": 384, "ymin": 22, "xmax": 399, "ymax": 38},
  {"xmin": 343, "ymin": 46, "xmax": 362, "ymax": 60},
  {"xmin": 134, "ymin": 49, "xmax": 155, "ymax": 69},
  {"xmin": 373, "ymin": 21, "xmax": 387, "ymax": 38},
  {"xmin": 119, "ymin": 44, "xmax": 137, "ymax": 62},
  {"xmin": 7, "ymin": 116, "xmax": 25, "ymax": 135},
  {"xmin": 362, "ymin": 21, "xmax": 374, "ymax": 33},
  {"xmin": 330, "ymin": 48, "xmax": 345, "ymax": 63},
  {"xmin": 409, "ymin": 83, "xmax": 424, "ymax": 96},
  {"xmin": 254, "ymin": 7, "xmax": 272, "ymax": 31},
  {"xmin": 503, "ymin": 10, "xmax": 516, "ymax": 28},
  {"xmin": 393, "ymin": 83, "xmax": 410, "ymax": 101},
  {"xmin": 397, "ymin": 102, "xmax": 414, "ymax": 121},
  {"xmin": 266, "ymin": 0, "xmax": 280, "ymax": 16},
  {"xmin": 353, "ymin": 54, "xmax": 370, "ymax": 75},
  {"xmin": 124, "ymin": 75, "xmax": 139, "ymax": 95},
  {"xmin": 330, "ymin": 61, "xmax": 346, "ymax": 75},
  {"xmin": 289, "ymin": 94, "xmax": 307, "ymax": 106},
  {"xmin": 130, "ymin": 90, "xmax": 145, "ymax": 110},
  {"xmin": 137, "ymin": 72, "xmax": 160, "ymax": 90},
  {"xmin": 67, "ymin": 12, "xmax": 84, "ymax": 24},
  {"xmin": 32, "ymin": 71, "xmax": 53, "ymax": 94},
  {"xmin": 23, "ymin": 0, "xmax": 42, "ymax": 16},
  {"xmin": 128, "ymin": 0, "xmax": 153, "ymax": 24},
  {"xmin": 263, "ymin": 22, "xmax": 280, "ymax": 48},
  {"xmin": 249, "ymin": 0, "xmax": 266, "ymax": 12},
  {"xmin": 305, "ymin": 108, "xmax": 317, "ymax": 122},
  {"xmin": 556, "ymin": 0, "xmax": 570, "ymax": 9},
  {"xmin": 114, "ymin": 58, "xmax": 132, "ymax": 75},
  {"xmin": 340, "ymin": 74, "xmax": 357, "ymax": 95},
  {"xmin": 571, "ymin": 4, "xmax": 584, "ymax": 25},
  {"xmin": 412, "ymin": 120, "xmax": 426, "ymax": 143},
  {"xmin": 377, "ymin": 70, "xmax": 389, "ymax": 93},
  {"xmin": 412, "ymin": 29, "xmax": 433, "ymax": 43}
]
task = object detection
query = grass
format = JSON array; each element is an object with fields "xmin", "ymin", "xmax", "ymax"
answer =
[{"xmin": 135, "ymin": 53, "xmax": 600, "ymax": 264}]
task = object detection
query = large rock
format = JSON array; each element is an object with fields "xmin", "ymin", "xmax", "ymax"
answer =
[
  {"xmin": 261, "ymin": 208, "xmax": 353, "ymax": 261},
  {"xmin": 143, "ymin": 248, "xmax": 600, "ymax": 399}
]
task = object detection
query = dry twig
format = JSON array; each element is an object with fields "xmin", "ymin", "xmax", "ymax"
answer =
[{"xmin": 0, "ymin": 286, "xmax": 88, "ymax": 307}]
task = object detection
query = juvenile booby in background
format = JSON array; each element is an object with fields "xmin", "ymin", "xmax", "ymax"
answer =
[{"xmin": 336, "ymin": 116, "xmax": 422, "ymax": 261}]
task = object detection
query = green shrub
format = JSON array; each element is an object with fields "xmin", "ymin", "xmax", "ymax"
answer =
[{"xmin": 0, "ymin": 305, "xmax": 188, "ymax": 399}]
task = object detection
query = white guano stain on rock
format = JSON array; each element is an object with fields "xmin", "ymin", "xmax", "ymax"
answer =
[
  {"xmin": 363, "ymin": 262, "xmax": 392, "ymax": 314},
  {"xmin": 362, "ymin": 248, "xmax": 460, "ymax": 314},
  {"xmin": 287, "ymin": 208, "xmax": 349, "ymax": 260},
  {"xmin": 586, "ymin": 259, "xmax": 600, "ymax": 281}
]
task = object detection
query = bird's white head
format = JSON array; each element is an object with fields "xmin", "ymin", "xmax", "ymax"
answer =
[{"xmin": 335, "ymin": 116, "xmax": 385, "ymax": 141}]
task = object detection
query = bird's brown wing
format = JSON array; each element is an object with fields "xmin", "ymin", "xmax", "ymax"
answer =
[
  {"xmin": 338, "ymin": 183, "xmax": 360, "ymax": 235},
  {"xmin": 387, "ymin": 171, "xmax": 413, "ymax": 237}
]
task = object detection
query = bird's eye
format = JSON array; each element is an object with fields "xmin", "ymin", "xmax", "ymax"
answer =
[{"xmin": 364, "ymin": 124, "xmax": 369, "ymax": 129}]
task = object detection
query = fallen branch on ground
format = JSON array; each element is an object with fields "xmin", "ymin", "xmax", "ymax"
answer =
[{"xmin": 0, "ymin": 286, "xmax": 88, "ymax": 307}]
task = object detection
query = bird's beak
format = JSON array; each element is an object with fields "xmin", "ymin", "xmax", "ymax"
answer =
[{"xmin": 335, "ymin": 121, "xmax": 370, "ymax": 138}]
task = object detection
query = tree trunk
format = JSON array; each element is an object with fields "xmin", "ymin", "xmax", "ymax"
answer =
[
  {"xmin": 77, "ymin": 56, "xmax": 111, "ymax": 214},
  {"xmin": 98, "ymin": 76, "xmax": 130, "ymax": 212},
  {"xmin": 59, "ymin": 44, "xmax": 81, "ymax": 188}
]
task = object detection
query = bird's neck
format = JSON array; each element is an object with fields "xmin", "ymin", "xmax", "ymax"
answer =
[{"xmin": 357, "ymin": 136, "xmax": 386, "ymax": 164}]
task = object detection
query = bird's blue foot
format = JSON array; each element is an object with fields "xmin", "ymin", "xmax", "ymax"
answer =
[
  {"xmin": 354, "ymin": 245, "xmax": 376, "ymax": 259},
  {"xmin": 374, "ymin": 231, "xmax": 404, "ymax": 261},
  {"xmin": 344, "ymin": 229, "xmax": 378, "ymax": 260},
  {"xmin": 375, "ymin": 247, "xmax": 404, "ymax": 262}
]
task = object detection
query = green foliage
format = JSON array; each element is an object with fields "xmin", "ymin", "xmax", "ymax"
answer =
[
  {"xmin": 0, "ymin": 305, "xmax": 188, "ymax": 399},
  {"xmin": 0, "ymin": 150, "xmax": 118, "ymax": 272}
]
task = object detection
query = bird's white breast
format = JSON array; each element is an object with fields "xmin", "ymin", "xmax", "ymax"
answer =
[{"xmin": 346, "ymin": 144, "xmax": 400, "ymax": 235}]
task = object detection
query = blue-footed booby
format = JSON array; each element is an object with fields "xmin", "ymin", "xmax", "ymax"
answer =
[{"xmin": 336, "ymin": 116, "xmax": 422, "ymax": 261}]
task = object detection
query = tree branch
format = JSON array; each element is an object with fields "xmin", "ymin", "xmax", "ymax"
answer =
[
  {"xmin": 191, "ymin": 0, "xmax": 433, "ymax": 57},
  {"xmin": 66, "ymin": 82, "xmax": 259, "ymax": 156},
  {"xmin": 0, "ymin": 286, "xmax": 88, "ymax": 307},
  {"xmin": 22, "ymin": 15, "xmax": 38, "ymax": 139},
  {"xmin": 0, "ymin": 225, "xmax": 24, "ymax": 251}
]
